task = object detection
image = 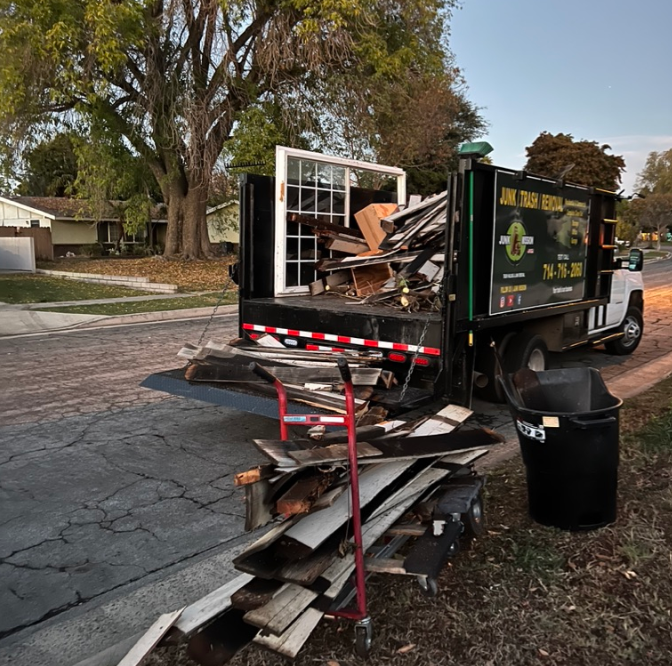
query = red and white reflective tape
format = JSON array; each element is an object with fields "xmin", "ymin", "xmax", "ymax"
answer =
[{"xmin": 242, "ymin": 322, "xmax": 441, "ymax": 356}]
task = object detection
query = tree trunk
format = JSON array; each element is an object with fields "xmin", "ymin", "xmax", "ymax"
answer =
[{"xmin": 162, "ymin": 177, "xmax": 213, "ymax": 259}]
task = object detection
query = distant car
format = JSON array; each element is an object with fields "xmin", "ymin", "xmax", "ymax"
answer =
[{"xmin": 615, "ymin": 237, "xmax": 631, "ymax": 248}]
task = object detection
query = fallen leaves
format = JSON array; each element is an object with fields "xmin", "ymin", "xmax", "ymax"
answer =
[
  {"xmin": 396, "ymin": 643, "xmax": 416, "ymax": 654},
  {"xmin": 40, "ymin": 257, "xmax": 238, "ymax": 292}
]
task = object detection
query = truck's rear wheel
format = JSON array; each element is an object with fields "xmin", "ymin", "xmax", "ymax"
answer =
[
  {"xmin": 605, "ymin": 307, "xmax": 643, "ymax": 355},
  {"xmin": 475, "ymin": 332, "xmax": 515, "ymax": 403},
  {"xmin": 503, "ymin": 332, "xmax": 549, "ymax": 374}
]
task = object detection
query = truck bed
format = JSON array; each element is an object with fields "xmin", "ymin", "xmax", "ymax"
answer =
[{"xmin": 251, "ymin": 295, "xmax": 442, "ymax": 321}]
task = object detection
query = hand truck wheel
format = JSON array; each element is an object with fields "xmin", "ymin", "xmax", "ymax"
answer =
[
  {"xmin": 462, "ymin": 492, "xmax": 485, "ymax": 538},
  {"xmin": 354, "ymin": 617, "xmax": 373, "ymax": 658},
  {"xmin": 417, "ymin": 575, "xmax": 439, "ymax": 597}
]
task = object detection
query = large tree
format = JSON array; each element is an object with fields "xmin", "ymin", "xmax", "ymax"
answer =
[
  {"xmin": 636, "ymin": 148, "xmax": 672, "ymax": 195},
  {"xmin": 626, "ymin": 148, "xmax": 672, "ymax": 250},
  {"xmin": 524, "ymin": 132, "xmax": 626, "ymax": 191},
  {"xmin": 0, "ymin": 0, "xmax": 462, "ymax": 258},
  {"xmin": 16, "ymin": 133, "xmax": 79, "ymax": 197}
]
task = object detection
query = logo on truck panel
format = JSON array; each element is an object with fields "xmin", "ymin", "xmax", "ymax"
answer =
[{"xmin": 499, "ymin": 218, "xmax": 534, "ymax": 265}]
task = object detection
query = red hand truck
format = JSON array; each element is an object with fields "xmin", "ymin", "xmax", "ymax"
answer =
[{"xmin": 250, "ymin": 356, "xmax": 372, "ymax": 654}]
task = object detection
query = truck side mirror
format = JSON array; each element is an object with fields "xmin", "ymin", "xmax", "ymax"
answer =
[{"xmin": 628, "ymin": 248, "xmax": 644, "ymax": 272}]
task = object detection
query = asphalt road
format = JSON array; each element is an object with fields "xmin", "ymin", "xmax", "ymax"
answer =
[{"xmin": 0, "ymin": 259, "xmax": 670, "ymax": 663}]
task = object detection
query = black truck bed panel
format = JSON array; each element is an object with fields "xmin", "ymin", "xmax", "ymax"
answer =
[{"xmin": 241, "ymin": 297, "xmax": 443, "ymax": 351}]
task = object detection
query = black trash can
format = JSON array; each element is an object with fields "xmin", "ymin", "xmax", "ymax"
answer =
[{"xmin": 499, "ymin": 368, "xmax": 622, "ymax": 531}]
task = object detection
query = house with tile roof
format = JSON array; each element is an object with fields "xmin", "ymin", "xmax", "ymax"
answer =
[{"xmin": 0, "ymin": 196, "xmax": 167, "ymax": 255}]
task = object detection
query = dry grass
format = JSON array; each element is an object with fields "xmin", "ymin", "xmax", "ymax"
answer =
[
  {"xmin": 149, "ymin": 379, "xmax": 672, "ymax": 666},
  {"xmin": 37, "ymin": 257, "xmax": 237, "ymax": 292}
]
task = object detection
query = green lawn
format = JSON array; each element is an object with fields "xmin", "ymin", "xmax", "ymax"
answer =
[
  {"xmin": 0, "ymin": 275, "xmax": 151, "ymax": 304},
  {"xmin": 38, "ymin": 292, "xmax": 237, "ymax": 316}
]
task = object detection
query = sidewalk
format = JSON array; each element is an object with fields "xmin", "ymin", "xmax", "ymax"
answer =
[{"xmin": 0, "ymin": 299, "xmax": 236, "ymax": 336}]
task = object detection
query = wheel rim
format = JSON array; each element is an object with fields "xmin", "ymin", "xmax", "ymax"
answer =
[
  {"xmin": 622, "ymin": 316, "xmax": 641, "ymax": 347},
  {"xmin": 527, "ymin": 348, "xmax": 546, "ymax": 371},
  {"xmin": 470, "ymin": 498, "xmax": 483, "ymax": 524}
]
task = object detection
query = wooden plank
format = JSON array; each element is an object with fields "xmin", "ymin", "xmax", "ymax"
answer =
[
  {"xmin": 276, "ymin": 474, "xmax": 335, "ymax": 515},
  {"xmin": 188, "ymin": 359, "xmax": 380, "ymax": 386},
  {"xmin": 253, "ymin": 607, "xmax": 324, "ymax": 659},
  {"xmin": 234, "ymin": 464, "xmax": 276, "ymax": 486},
  {"xmin": 243, "ymin": 583, "xmax": 319, "ymax": 636},
  {"xmin": 231, "ymin": 578, "xmax": 284, "ymax": 612},
  {"xmin": 364, "ymin": 557, "xmax": 410, "ymax": 575},
  {"xmin": 263, "ymin": 428, "xmax": 501, "ymax": 469},
  {"xmin": 252, "ymin": 439, "xmax": 305, "ymax": 466},
  {"xmin": 367, "ymin": 466, "xmax": 450, "ymax": 521},
  {"xmin": 171, "ymin": 574, "xmax": 253, "ymax": 639},
  {"xmin": 385, "ymin": 523, "xmax": 426, "ymax": 537},
  {"xmin": 354, "ymin": 203, "xmax": 398, "ymax": 251},
  {"xmin": 406, "ymin": 404, "xmax": 473, "ymax": 438},
  {"xmin": 311, "ymin": 484, "xmax": 347, "ymax": 510},
  {"xmin": 351, "ymin": 263, "xmax": 393, "ymax": 296},
  {"xmin": 286, "ymin": 441, "xmax": 382, "ymax": 467},
  {"xmin": 273, "ymin": 534, "xmax": 341, "ymax": 585},
  {"xmin": 255, "ymin": 333, "xmax": 286, "ymax": 348},
  {"xmin": 318, "ymin": 485, "xmax": 430, "ymax": 599},
  {"xmin": 325, "ymin": 236, "xmax": 370, "ymax": 255},
  {"xmin": 245, "ymin": 478, "xmax": 274, "ymax": 531},
  {"xmin": 287, "ymin": 211, "xmax": 364, "ymax": 238},
  {"xmin": 283, "ymin": 460, "xmax": 416, "ymax": 551},
  {"xmin": 233, "ymin": 516, "xmax": 298, "ymax": 563},
  {"xmin": 118, "ymin": 609, "xmax": 184, "ymax": 666}
]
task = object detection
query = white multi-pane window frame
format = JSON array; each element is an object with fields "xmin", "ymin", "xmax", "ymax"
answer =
[{"xmin": 274, "ymin": 146, "xmax": 406, "ymax": 296}]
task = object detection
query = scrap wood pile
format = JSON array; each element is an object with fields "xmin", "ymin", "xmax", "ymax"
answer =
[
  {"xmin": 179, "ymin": 335, "xmax": 401, "ymax": 422},
  {"xmin": 302, "ymin": 193, "xmax": 449, "ymax": 311},
  {"xmin": 118, "ymin": 342, "xmax": 505, "ymax": 665}
]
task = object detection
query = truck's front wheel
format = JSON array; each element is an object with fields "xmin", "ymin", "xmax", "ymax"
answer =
[
  {"xmin": 504, "ymin": 332, "xmax": 549, "ymax": 374},
  {"xmin": 605, "ymin": 307, "xmax": 644, "ymax": 355}
]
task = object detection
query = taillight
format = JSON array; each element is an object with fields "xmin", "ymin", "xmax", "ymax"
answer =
[
  {"xmin": 414, "ymin": 357, "xmax": 430, "ymax": 366},
  {"xmin": 388, "ymin": 352, "xmax": 407, "ymax": 363}
]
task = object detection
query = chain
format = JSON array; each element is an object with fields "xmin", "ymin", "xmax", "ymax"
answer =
[
  {"xmin": 196, "ymin": 272, "xmax": 235, "ymax": 348},
  {"xmin": 399, "ymin": 284, "xmax": 443, "ymax": 403}
]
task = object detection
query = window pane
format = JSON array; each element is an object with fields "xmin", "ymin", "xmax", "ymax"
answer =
[
  {"xmin": 286, "ymin": 262, "xmax": 299, "ymax": 287},
  {"xmin": 317, "ymin": 164, "xmax": 332, "ymax": 187},
  {"xmin": 301, "ymin": 160, "xmax": 317, "ymax": 186},
  {"xmin": 300, "ymin": 237, "xmax": 317, "ymax": 260},
  {"xmin": 332, "ymin": 167, "xmax": 346, "ymax": 190},
  {"xmin": 287, "ymin": 158, "xmax": 301, "ymax": 185},
  {"xmin": 316, "ymin": 189, "xmax": 332, "ymax": 214},
  {"xmin": 300, "ymin": 263, "xmax": 316, "ymax": 285},
  {"xmin": 332, "ymin": 192, "xmax": 345, "ymax": 215},
  {"xmin": 286, "ymin": 237, "xmax": 299, "ymax": 260},
  {"xmin": 286, "ymin": 186, "xmax": 300, "ymax": 211},
  {"xmin": 300, "ymin": 188, "xmax": 316, "ymax": 213}
]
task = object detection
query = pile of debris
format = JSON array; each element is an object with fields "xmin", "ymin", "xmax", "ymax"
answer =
[
  {"xmin": 113, "ymin": 342, "xmax": 504, "ymax": 665},
  {"xmin": 302, "ymin": 193, "xmax": 448, "ymax": 311},
  {"xmin": 123, "ymin": 421, "xmax": 500, "ymax": 665},
  {"xmin": 179, "ymin": 335, "xmax": 400, "ymax": 422}
]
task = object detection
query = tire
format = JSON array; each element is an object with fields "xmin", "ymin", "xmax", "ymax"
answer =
[
  {"xmin": 475, "ymin": 332, "xmax": 515, "ymax": 403},
  {"xmin": 605, "ymin": 307, "xmax": 644, "ymax": 355},
  {"xmin": 503, "ymin": 332, "xmax": 549, "ymax": 374},
  {"xmin": 354, "ymin": 619, "xmax": 373, "ymax": 658},
  {"xmin": 462, "ymin": 493, "xmax": 485, "ymax": 538},
  {"xmin": 417, "ymin": 576, "xmax": 439, "ymax": 597}
]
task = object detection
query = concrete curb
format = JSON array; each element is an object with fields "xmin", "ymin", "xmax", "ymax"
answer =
[{"xmin": 73, "ymin": 304, "xmax": 239, "ymax": 329}]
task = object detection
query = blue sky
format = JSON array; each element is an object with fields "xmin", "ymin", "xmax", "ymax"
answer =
[{"xmin": 451, "ymin": 0, "xmax": 672, "ymax": 193}]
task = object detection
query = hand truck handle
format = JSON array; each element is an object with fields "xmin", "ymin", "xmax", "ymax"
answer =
[
  {"xmin": 336, "ymin": 356, "xmax": 352, "ymax": 384},
  {"xmin": 249, "ymin": 362, "xmax": 278, "ymax": 384}
]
